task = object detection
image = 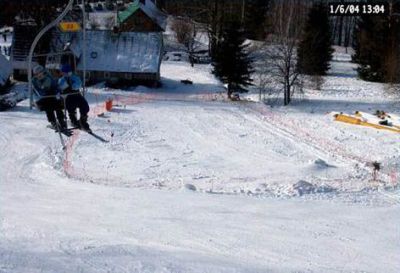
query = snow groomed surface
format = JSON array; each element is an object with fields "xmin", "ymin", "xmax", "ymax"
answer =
[{"xmin": 0, "ymin": 48, "xmax": 399, "ymax": 272}]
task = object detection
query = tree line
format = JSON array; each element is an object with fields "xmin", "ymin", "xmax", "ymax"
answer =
[
  {"xmin": 1, "ymin": 0, "xmax": 399, "ymax": 104},
  {"xmin": 0, "ymin": 0, "xmax": 68, "ymax": 26},
  {"xmin": 165, "ymin": 0, "xmax": 400, "ymax": 103}
]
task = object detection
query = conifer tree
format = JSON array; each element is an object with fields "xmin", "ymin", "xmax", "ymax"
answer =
[
  {"xmin": 297, "ymin": 3, "xmax": 333, "ymax": 76},
  {"xmin": 243, "ymin": 0, "xmax": 270, "ymax": 40},
  {"xmin": 353, "ymin": 9, "xmax": 400, "ymax": 83},
  {"xmin": 212, "ymin": 21, "xmax": 254, "ymax": 98},
  {"xmin": 352, "ymin": 15, "xmax": 388, "ymax": 82}
]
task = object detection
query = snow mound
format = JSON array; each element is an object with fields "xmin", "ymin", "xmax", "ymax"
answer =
[
  {"xmin": 314, "ymin": 159, "xmax": 337, "ymax": 169},
  {"xmin": 163, "ymin": 51, "xmax": 189, "ymax": 62},
  {"xmin": 292, "ymin": 180, "xmax": 336, "ymax": 196},
  {"xmin": 183, "ymin": 183, "xmax": 197, "ymax": 192},
  {"xmin": 0, "ymin": 85, "xmax": 27, "ymax": 110}
]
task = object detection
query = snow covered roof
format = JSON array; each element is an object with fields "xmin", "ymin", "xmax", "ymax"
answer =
[
  {"xmin": 68, "ymin": 30, "xmax": 163, "ymax": 74},
  {"xmin": 0, "ymin": 54, "xmax": 12, "ymax": 86},
  {"xmin": 85, "ymin": 0, "xmax": 166, "ymax": 31}
]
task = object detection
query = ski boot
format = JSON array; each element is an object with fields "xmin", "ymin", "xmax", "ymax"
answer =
[
  {"xmin": 69, "ymin": 114, "xmax": 81, "ymax": 129},
  {"xmin": 58, "ymin": 120, "xmax": 68, "ymax": 131},
  {"xmin": 48, "ymin": 122, "xmax": 66, "ymax": 132},
  {"xmin": 79, "ymin": 115, "xmax": 91, "ymax": 133}
]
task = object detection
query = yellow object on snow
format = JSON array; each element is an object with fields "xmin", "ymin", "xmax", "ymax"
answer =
[{"xmin": 334, "ymin": 113, "xmax": 400, "ymax": 133}]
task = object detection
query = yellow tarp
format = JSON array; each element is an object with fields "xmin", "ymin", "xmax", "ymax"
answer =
[{"xmin": 334, "ymin": 114, "xmax": 400, "ymax": 133}]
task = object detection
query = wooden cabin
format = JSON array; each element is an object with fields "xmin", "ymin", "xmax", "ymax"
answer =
[{"xmin": 47, "ymin": 0, "xmax": 167, "ymax": 85}]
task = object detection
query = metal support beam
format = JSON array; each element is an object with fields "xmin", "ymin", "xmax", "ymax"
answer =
[
  {"xmin": 28, "ymin": 0, "xmax": 74, "ymax": 109},
  {"xmin": 82, "ymin": 0, "xmax": 87, "ymax": 97},
  {"xmin": 32, "ymin": 50, "xmax": 74, "ymax": 58}
]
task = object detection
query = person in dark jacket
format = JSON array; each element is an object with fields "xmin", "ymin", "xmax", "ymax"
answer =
[
  {"xmin": 58, "ymin": 64, "xmax": 90, "ymax": 131},
  {"xmin": 32, "ymin": 65, "xmax": 66, "ymax": 130}
]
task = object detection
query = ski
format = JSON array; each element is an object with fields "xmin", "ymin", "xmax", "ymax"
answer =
[
  {"xmin": 59, "ymin": 129, "xmax": 74, "ymax": 137},
  {"xmin": 87, "ymin": 131, "xmax": 109, "ymax": 143},
  {"xmin": 47, "ymin": 125, "xmax": 74, "ymax": 137},
  {"xmin": 48, "ymin": 124, "xmax": 109, "ymax": 143},
  {"xmin": 70, "ymin": 127, "xmax": 110, "ymax": 143}
]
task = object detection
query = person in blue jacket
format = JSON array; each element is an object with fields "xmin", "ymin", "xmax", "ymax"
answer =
[
  {"xmin": 32, "ymin": 65, "xmax": 66, "ymax": 130},
  {"xmin": 58, "ymin": 64, "xmax": 90, "ymax": 131}
]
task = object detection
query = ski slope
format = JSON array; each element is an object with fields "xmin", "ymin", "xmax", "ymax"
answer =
[{"xmin": 0, "ymin": 49, "xmax": 399, "ymax": 272}]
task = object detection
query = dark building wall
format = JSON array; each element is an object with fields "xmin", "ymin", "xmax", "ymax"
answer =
[
  {"xmin": 119, "ymin": 10, "xmax": 163, "ymax": 32},
  {"xmin": 84, "ymin": 71, "xmax": 159, "ymax": 82}
]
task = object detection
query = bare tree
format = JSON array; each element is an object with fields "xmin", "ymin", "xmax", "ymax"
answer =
[
  {"xmin": 255, "ymin": 69, "xmax": 272, "ymax": 102},
  {"xmin": 171, "ymin": 17, "xmax": 195, "ymax": 47},
  {"xmin": 171, "ymin": 17, "xmax": 201, "ymax": 66},
  {"xmin": 263, "ymin": 0, "xmax": 306, "ymax": 105}
]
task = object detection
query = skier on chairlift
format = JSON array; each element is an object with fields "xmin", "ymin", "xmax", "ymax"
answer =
[
  {"xmin": 58, "ymin": 64, "xmax": 91, "ymax": 132},
  {"xmin": 32, "ymin": 65, "xmax": 67, "ymax": 130}
]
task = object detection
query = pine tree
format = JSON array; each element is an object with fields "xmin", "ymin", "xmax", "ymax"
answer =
[
  {"xmin": 353, "ymin": 2, "xmax": 400, "ymax": 83},
  {"xmin": 352, "ymin": 15, "xmax": 388, "ymax": 82},
  {"xmin": 243, "ymin": 0, "xmax": 270, "ymax": 40},
  {"xmin": 212, "ymin": 21, "xmax": 254, "ymax": 98},
  {"xmin": 297, "ymin": 3, "xmax": 333, "ymax": 76}
]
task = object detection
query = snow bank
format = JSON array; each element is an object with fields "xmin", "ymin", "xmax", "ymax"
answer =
[
  {"xmin": 0, "ymin": 83, "xmax": 28, "ymax": 110},
  {"xmin": 292, "ymin": 180, "xmax": 336, "ymax": 196}
]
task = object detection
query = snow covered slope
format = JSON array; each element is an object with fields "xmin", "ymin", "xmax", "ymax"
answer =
[{"xmin": 0, "ymin": 48, "xmax": 399, "ymax": 272}]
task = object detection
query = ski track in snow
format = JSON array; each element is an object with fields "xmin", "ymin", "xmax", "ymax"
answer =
[
  {"xmin": 57, "ymin": 90, "xmax": 399, "ymax": 204},
  {"xmin": 244, "ymin": 104, "xmax": 369, "ymax": 176}
]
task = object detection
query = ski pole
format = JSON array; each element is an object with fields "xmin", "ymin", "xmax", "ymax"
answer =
[{"xmin": 55, "ymin": 121, "xmax": 66, "ymax": 150}]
